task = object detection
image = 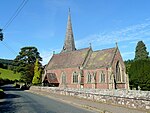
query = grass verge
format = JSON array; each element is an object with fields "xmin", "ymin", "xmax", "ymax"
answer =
[{"xmin": 0, "ymin": 68, "xmax": 20, "ymax": 81}]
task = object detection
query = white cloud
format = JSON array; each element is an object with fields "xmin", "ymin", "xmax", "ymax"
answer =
[
  {"xmin": 40, "ymin": 19, "xmax": 150, "ymax": 64},
  {"xmin": 76, "ymin": 20, "xmax": 150, "ymax": 48}
]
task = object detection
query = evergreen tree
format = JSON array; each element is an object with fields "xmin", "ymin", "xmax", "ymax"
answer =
[
  {"xmin": 129, "ymin": 60, "xmax": 150, "ymax": 91},
  {"xmin": 13, "ymin": 47, "xmax": 42, "ymax": 83},
  {"xmin": 32, "ymin": 59, "xmax": 42, "ymax": 85},
  {"xmin": 124, "ymin": 60, "xmax": 133, "ymax": 74},
  {"xmin": 0, "ymin": 29, "xmax": 3, "ymax": 41},
  {"xmin": 135, "ymin": 41, "xmax": 149, "ymax": 60}
]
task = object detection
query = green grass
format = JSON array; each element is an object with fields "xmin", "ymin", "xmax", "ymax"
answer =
[{"xmin": 0, "ymin": 68, "xmax": 21, "ymax": 81}]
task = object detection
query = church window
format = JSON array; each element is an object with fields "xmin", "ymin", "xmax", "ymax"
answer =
[
  {"xmin": 73, "ymin": 72, "xmax": 78, "ymax": 83},
  {"xmin": 116, "ymin": 61, "xmax": 121, "ymax": 82},
  {"xmin": 100, "ymin": 71, "xmax": 105, "ymax": 83},
  {"xmin": 87, "ymin": 72, "xmax": 92, "ymax": 83},
  {"xmin": 61, "ymin": 72, "xmax": 66, "ymax": 84}
]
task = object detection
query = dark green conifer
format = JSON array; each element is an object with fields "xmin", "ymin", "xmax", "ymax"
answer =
[{"xmin": 135, "ymin": 41, "xmax": 149, "ymax": 60}]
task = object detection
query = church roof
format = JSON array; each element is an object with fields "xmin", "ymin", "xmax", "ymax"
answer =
[
  {"xmin": 43, "ymin": 73, "xmax": 58, "ymax": 83},
  {"xmin": 46, "ymin": 48, "xmax": 91, "ymax": 69},
  {"xmin": 85, "ymin": 47, "xmax": 117, "ymax": 69}
]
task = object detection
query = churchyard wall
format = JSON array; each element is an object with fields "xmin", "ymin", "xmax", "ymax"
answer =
[{"xmin": 30, "ymin": 86, "xmax": 150, "ymax": 111}]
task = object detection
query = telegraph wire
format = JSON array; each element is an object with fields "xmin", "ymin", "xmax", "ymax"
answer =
[
  {"xmin": 1, "ymin": 41, "xmax": 18, "ymax": 56},
  {"xmin": 1, "ymin": 0, "xmax": 43, "ymax": 63},
  {"xmin": 0, "ymin": 0, "xmax": 29, "ymax": 57},
  {"xmin": 3, "ymin": 0, "xmax": 29, "ymax": 31}
]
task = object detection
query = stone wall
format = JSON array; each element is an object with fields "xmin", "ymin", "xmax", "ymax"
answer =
[{"xmin": 30, "ymin": 86, "xmax": 150, "ymax": 111}]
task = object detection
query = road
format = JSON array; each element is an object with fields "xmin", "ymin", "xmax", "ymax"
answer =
[{"xmin": 0, "ymin": 85, "xmax": 95, "ymax": 113}]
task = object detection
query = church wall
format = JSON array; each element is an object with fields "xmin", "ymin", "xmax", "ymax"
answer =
[
  {"xmin": 83, "ymin": 68, "xmax": 110, "ymax": 89},
  {"xmin": 111, "ymin": 49, "xmax": 128, "ymax": 89},
  {"xmin": 116, "ymin": 83, "xmax": 125, "ymax": 89},
  {"xmin": 96, "ymin": 84, "xmax": 109, "ymax": 89},
  {"xmin": 46, "ymin": 67, "xmax": 81, "ymax": 88}
]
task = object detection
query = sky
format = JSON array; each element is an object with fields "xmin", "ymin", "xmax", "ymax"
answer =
[{"xmin": 0, "ymin": 0, "xmax": 150, "ymax": 65}]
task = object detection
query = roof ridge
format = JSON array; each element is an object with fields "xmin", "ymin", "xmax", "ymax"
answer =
[
  {"xmin": 93, "ymin": 47, "xmax": 116, "ymax": 52},
  {"xmin": 77, "ymin": 47, "xmax": 90, "ymax": 51},
  {"xmin": 59, "ymin": 47, "xmax": 90, "ymax": 54}
]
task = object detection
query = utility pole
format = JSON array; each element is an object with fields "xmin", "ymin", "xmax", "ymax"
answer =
[{"xmin": 0, "ymin": 29, "xmax": 4, "ymax": 41}]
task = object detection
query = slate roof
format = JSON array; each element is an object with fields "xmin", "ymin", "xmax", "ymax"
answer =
[
  {"xmin": 44, "ymin": 73, "xmax": 58, "ymax": 83},
  {"xmin": 85, "ymin": 47, "xmax": 117, "ymax": 69},
  {"xmin": 46, "ymin": 48, "xmax": 90, "ymax": 69}
]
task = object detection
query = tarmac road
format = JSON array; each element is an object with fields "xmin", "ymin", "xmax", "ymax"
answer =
[{"xmin": 0, "ymin": 85, "xmax": 95, "ymax": 113}]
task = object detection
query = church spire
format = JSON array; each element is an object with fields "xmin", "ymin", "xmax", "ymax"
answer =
[{"xmin": 61, "ymin": 8, "xmax": 76, "ymax": 53}]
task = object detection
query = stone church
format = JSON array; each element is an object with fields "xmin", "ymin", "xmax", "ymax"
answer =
[{"xmin": 42, "ymin": 10, "xmax": 129, "ymax": 89}]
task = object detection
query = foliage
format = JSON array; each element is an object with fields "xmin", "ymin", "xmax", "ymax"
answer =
[
  {"xmin": 0, "ymin": 68, "xmax": 21, "ymax": 81},
  {"xmin": 13, "ymin": 46, "xmax": 42, "ymax": 84},
  {"xmin": 134, "ymin": 41, "xmax": 149, "ymax": 60},
  {"xmin": 32, "ymin": 59, "xmax": 42, "ymax": 85},
  {"xmin": 124, "ymin": 60, "xmax": 133, "ymax": 74},
  {"xmin": 128, "ymin": 60, "xmax": 150, "ymax": 91},
  {"xmin": 0, "ymin": 29, "xmax": 3, "ymax": 41},
  {"xmin": 124, "ymin": 40, "xmax": 150, "ymax": 91},
  {"xmin": 0, "ymin": 58, "xmax": 14, "ymax": 69},
  {"xmin": 0, "ymin": 78, "xmax": 15, "ymax": 86}
]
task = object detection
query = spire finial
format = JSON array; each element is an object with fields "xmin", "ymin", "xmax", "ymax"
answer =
[
  {"xmin": 69, "ymin": 8, "xmax": 70, "ymax": 13},
  {"xmin": 89, "ymin": 43, "xmax": 92, "ymax": 48},
  {"xmin": 53, "ymin": 51, "xmax": 55, "ymax": 55},
  {"xmin": 115, "ymin": 42, "xmax": 118, "ymax": 48}
]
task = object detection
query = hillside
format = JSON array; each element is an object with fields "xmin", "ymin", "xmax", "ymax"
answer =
[
  {"xmin": 0, "ymin": 68, "xmax": 20, "ymax": 81},
  {"xmin": 0, "ymin": 58, "xmax": 13, "ymax": 65},
  {"xmin": 0, "ymin": 58, "xmax": 14, "ymax": 69}
]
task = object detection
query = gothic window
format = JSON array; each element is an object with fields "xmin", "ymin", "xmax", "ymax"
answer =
[
  {"xmin": 116, "ymin": 61, "xmax": 121, "ymax": 82},
  {"xmin": 72, "ymin": 72, "xmax": 78, "ymax": 83},
  {"xmin": 87, "ymin": 72, "xmax": 92, "ymax": 83},
  {"xmin": 100, "ymin": 71, "xmax": 105, "ymax": 83},
  {"xmin": 61, "ymin": 72, "xmax": 66, "ymax": 84}
]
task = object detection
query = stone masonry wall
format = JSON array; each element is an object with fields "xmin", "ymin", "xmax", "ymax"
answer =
[{"xmin": 30, "ymin": 86, "xmax": 150, "ymax": 111}]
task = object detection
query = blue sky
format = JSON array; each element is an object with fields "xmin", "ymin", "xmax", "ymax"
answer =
[{"xmin": 0, "ymin": 0, "xmax": 150, "ymax": 64}]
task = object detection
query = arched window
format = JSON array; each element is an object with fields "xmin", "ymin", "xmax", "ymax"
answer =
[
  {"xmin": 61, "ymin": 72, "xmax": 66, "ymax": 84},
  {"xmin": 116, "ymin": 61, "xmax": 121, "ymax": 82},
  {"xmin": 73, "ymin": 72, "xmax": 78, "ymax": 83},
  {"xmin": 100, "ymin": 71, "xmax": 105, "ymax": 83},
  {"xmin": 87, "ymin": 72, "xmax": 92, "ymax": 83}
]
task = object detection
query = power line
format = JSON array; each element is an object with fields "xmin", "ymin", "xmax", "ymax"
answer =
[
  {"xmin": 0, "ymin": 0, "xmax": 29, "ymax": 57},
  {"xmin": 3, "ymin": 0, "xmax": 29, "ymax": 31},
  {"xmin": 1, "ymin": 41, "xmax": 18, "ymax": 56}
]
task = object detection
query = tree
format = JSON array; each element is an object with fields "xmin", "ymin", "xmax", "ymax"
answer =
[
  {"xmin": 13, "ymin": 47, "xmax": 42, "ymax": 83},
  {"xmin": 135, "ymin": 41, "xmax": 149, "ymax": 60},
  {"xmin": 124, "ymin": 60, "xmax": 133, "ymax": 74},
  {"xmin": 129, "ymin": 60, "xmax": 150, "ymax": 91},
  {"xmin": 32, "ymin": 59, "xmax": 42, "ymax": 85},
  {"xmin": 0, "ymin": 29, "xmax": 3, "ymax": 41}
]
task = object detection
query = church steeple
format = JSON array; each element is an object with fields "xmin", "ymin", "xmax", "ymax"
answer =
[{"xmin": 61, "ymin": 9, "xmax": 76, "ymax": 53}]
